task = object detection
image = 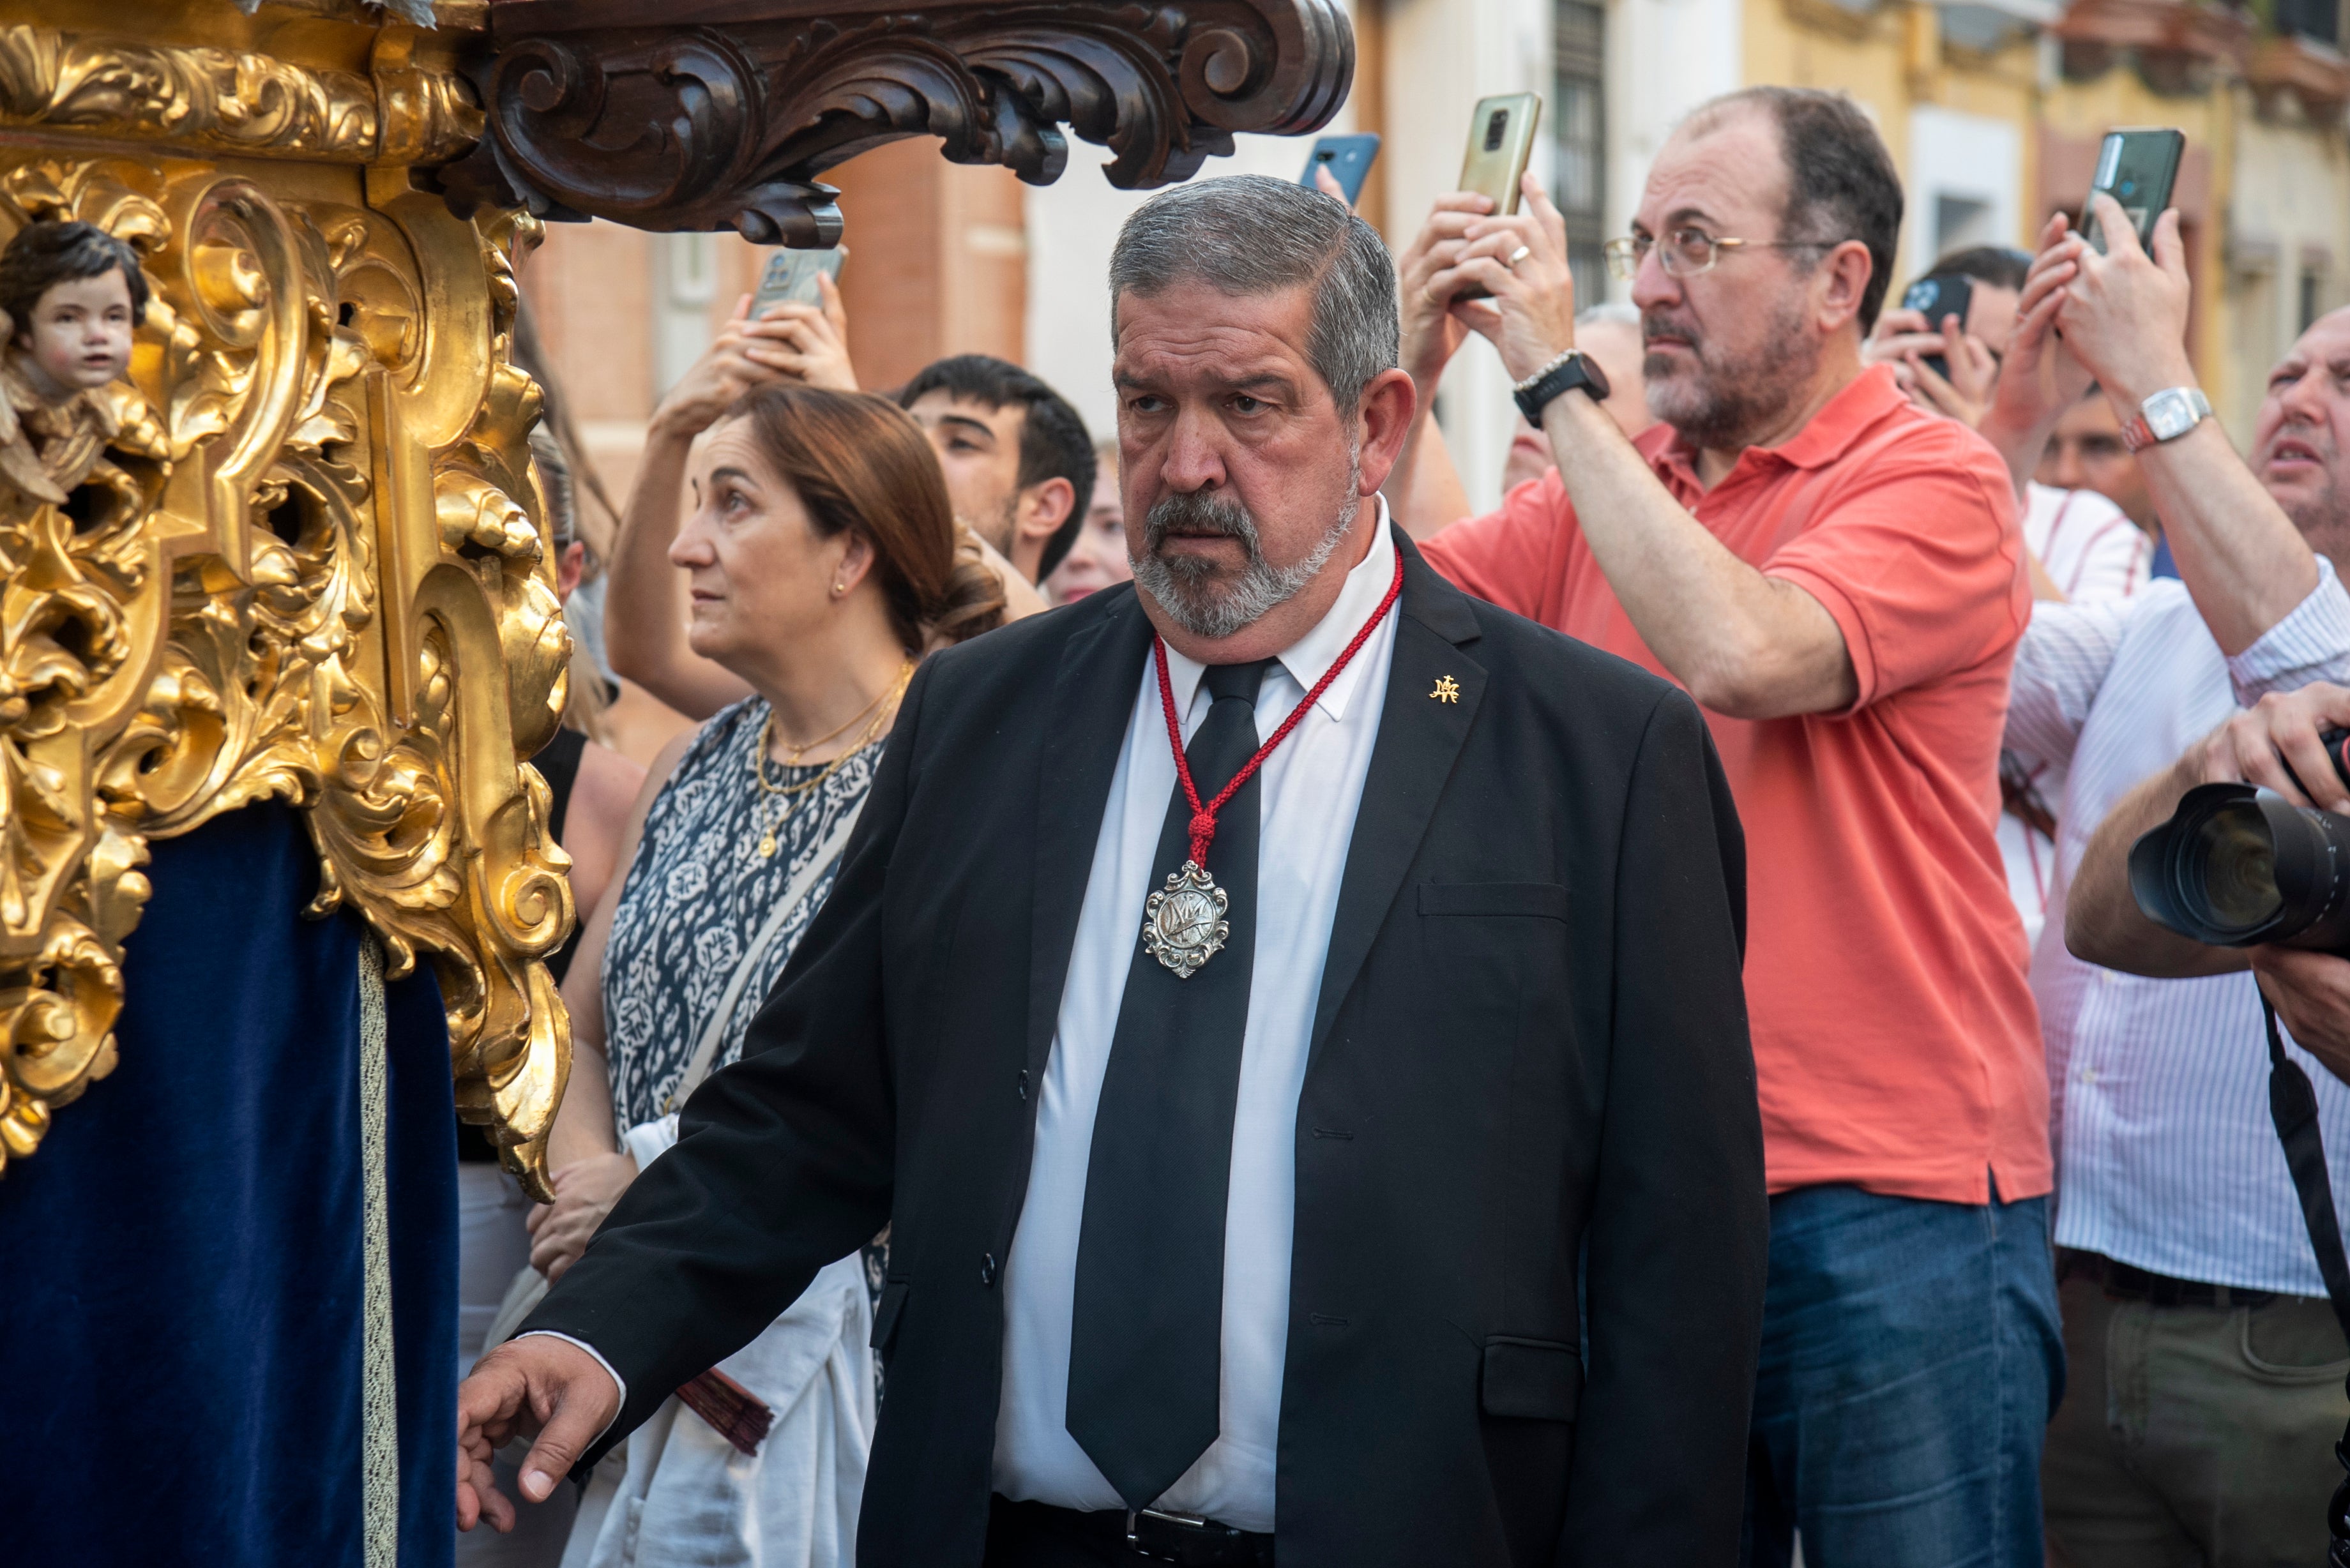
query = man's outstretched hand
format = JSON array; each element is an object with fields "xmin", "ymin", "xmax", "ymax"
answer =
[{"xmin": 456, "ymin": 1334, "xmax": 622, "ymax": 1533}]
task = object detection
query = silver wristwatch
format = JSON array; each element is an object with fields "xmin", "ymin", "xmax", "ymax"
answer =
[{"xmin": 2120, "ymin": 386, "xmax": 2212, "ymax": 453}]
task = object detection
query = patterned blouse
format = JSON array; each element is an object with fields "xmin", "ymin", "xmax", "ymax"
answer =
[{"xmin": 602, "ymin": 695, "xmax": 884, "ymax": 1132}]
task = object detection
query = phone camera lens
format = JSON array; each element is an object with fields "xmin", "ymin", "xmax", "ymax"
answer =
[
  {"xmin": 1485, "ymin": 111, "xmax": 1508, "ymax": 152},
  {"xmin": 2119, "ymin": 179, "xmax": 2137, "ymax": 197}
]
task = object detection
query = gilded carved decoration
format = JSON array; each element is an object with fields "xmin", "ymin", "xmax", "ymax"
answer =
[
  {"xmin": 0, "ymin": 23, "xmax": 483, "ymax": 166},
  {"xmin": 446, "ymin": 0, "xmax": 1353, "ymax": 244},
  {"xmin": 0, "ymin": 8, "xmax": 571, "ymax": 1194}
]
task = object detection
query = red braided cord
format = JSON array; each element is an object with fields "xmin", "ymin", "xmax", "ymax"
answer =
[{"xmin": 1152, "ymin": 547, "xmax": 1406, "ymax": 869}]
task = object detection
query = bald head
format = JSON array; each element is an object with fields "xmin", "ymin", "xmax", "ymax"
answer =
[{"xmin": 2254, "ymin": 305, "xmax": 2350, "ymax": 555}]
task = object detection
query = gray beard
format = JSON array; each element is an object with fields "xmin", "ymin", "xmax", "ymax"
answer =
[
  {"xmin": 1130, "ymin": 480, "xmax": 1360, "ymax": 641},
  {"xmin": 1642, "ymin": 294, "xmax": 1819, "ymax": 450}
]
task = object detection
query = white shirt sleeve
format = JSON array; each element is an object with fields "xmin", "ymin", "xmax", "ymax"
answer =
[
  {"xmin": 502, "ymin": 1117, "xmax": 683, "ymax": 1445},
  {"xmin": 2006, "ymin": 596, "xmax": 2137, "ymax": 774},
  {"xmin": 2225, "ymin": 554, "xmax": 2350, "ymax": 704}
]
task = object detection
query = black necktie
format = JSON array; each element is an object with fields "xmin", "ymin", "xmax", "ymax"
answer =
[{"xmin": 1066, "ymin": 657, "xmax": 1272, "ymax": 1509}]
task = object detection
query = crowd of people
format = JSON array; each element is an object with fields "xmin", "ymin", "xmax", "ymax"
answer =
[{"xmin": 451, "ymin": 82, "xmax": 2350, "ymax": 1568}]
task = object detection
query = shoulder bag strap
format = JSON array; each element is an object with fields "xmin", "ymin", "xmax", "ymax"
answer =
[
  {"xmin": 670, "ymin": 796, "xmax": 867, "ymax": 1106},
  {"xmin": 2259, "ymin": 997, "xmax": 2350, "ymax": 1564}
]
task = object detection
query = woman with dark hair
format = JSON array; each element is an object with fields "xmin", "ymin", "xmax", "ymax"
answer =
[{"xmin": 512, "ymin": 384, "xmax": 1008, "ymax": 1567}]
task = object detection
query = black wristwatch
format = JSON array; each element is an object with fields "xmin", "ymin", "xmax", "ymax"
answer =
[{"xmin": 1512, "ymin": 349, "xmax": 1612, "ymax": 423}]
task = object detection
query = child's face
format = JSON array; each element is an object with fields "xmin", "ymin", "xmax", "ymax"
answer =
[{"xmin": 19, "ymin": 270, "xmax": 134, "ymax": 391}]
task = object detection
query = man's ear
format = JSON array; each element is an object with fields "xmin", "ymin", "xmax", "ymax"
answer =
[
  {"xmin": 555, "ymin": 539, "xmax": 586, "ymax": 601},
  {"xmin": 1816, "ymin": 239, "xmax": 1876, "ymax": 338},
  {"xmin": 1015, "ymin": 476, "xmax": 1077, "ymax": 543},
  {"xmin": 1352, "ymin": 367, "xmax": 1420, "ymax": 495}
]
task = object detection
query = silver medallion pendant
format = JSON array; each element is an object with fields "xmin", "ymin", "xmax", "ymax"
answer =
[{"xmin": 1141, "ymin": 859, "xmax": 1230, "ymax": 979}]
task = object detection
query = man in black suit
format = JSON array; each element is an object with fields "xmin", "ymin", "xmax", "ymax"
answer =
[{"xmin": 457, "ymin": 174, "xmax": 1766, "ymax": 1566}]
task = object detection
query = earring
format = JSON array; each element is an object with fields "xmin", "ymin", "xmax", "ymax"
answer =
[{"xmin": 831, "ymin": 580, "xmax": 845, "ymax": 597}]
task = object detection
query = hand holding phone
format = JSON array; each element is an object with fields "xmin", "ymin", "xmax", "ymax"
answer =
[
  {"xmin": 2081, "ymin": 129, "xmax": 2182, "ymax": 255},
  {"xmin": 753, "ymin": 246, "xmax": 845, "ymax": 317},
  {"xmin": 736, "ymin": 245, "xmax": 856, "ymax": 393},
  {"xmin": 1301, "ymin": 133, "xmax": 1380, "ymax": 207},
  {"xmin": 2054, "ymin": 190, "xmax": 2195, "ymax": 405},
  {"xmin": 1453, "ymin": 93, "xmax": 1541, "ymax": 302},
  {"xmin": 1899, "ymin": 274, "xmax": 1975, "ymax": 382}
]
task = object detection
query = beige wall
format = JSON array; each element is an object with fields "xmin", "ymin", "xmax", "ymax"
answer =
[{"xmin": 2225, "ymin": 100, "xmax": 2350, "ymax": 443}]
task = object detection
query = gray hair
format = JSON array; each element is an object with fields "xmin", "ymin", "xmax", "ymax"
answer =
[
  {"xmin": 528, "ymin": 426, "xmax": 575, "ymax": 550},
  {"xmin": 1109, "ymin": 174, "xmax": 1399, "ymax": 411}
]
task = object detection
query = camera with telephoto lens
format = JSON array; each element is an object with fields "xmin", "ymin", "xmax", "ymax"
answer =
[{"xmin": 2130, "ymin": 728, "xmax": 2350, "ymax": 951}]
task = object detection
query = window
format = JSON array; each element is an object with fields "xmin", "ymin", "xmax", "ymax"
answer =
[
  {"xmin": 1934, "ymin": 195, "xmax": 1997, "ymax": 257},
  {"xmin": 1554, "ymin": 0, "xmax": 1607, "ymax": 306},
  {"xmin": 654, "ymin": 231, "xmax": 720, "ymax": 400},
  {"xmin": 2303, "ymin": 268, "xmax": 2325, "ymax": 335},
  {"xmin": 2277, "ymin": 0, "xmax": 2340, "ymax": 45}
]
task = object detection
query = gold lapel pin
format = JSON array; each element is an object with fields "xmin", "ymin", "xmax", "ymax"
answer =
[{"xmin": 1430, "ymin": 675, "xmax": 1461, "ymax": 704}]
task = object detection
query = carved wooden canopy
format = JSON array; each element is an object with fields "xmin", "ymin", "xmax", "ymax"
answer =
[{"xmin": 441, "ymin": 0, "xmax": 1355, "ymax": 243}]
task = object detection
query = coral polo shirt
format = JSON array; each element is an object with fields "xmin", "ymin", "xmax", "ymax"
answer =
[{"xmin": 1423, "ymin": 365, "xmax": 2046, "ymax": 1204}]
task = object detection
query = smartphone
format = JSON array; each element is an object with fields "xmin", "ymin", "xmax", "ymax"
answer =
[
  {"xmin": 751, "ymin": 245, "xmax": 844, "ymax": 317},
  {"xmin": 1455, "ymin": 93, "xmax": 1542, "ymax": 300},
  {"xmin": 1900, "ymin": 274, "xmax": 1975, "ymax": 382},
  {"xmin": 1300, "ymin": 133, "xmax": 1381, "ymax": 206},
  {"xmin": 2082, "ymin": 129, "xmax": 2183, "ymax": 254}
]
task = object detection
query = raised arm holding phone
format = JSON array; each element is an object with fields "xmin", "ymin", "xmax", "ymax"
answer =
[
  {"xmin": 1395, "ymin": 87, "xmax": 2061, "ymax": 1568},
  {"xmin": 1979, "ymin": 155, "xmax": 2350, "ymax": 1559}
]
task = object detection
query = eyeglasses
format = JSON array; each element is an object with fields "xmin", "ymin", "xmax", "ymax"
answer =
[{"xmin": 1602, "ymin": 229, "xmax": 1830, "ymax": 281}]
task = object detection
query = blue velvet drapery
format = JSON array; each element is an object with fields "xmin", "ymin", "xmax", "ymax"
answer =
[{"xmin": 0, "ymin": 802, "xmax": 457, "ymax": 1566}]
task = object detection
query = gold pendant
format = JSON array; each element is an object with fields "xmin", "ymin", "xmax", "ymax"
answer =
[
  {"xmin": 1142, "ymin": 860, "xmax": 1230, "ymax": 979},
  {"xmin": 757, "ymin": 834, "xmax": 778, "ymax": 859}
]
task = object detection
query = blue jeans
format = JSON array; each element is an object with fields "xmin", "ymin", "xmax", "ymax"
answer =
[{"xmin": 1742, "ymin": 1184, "xmax": 2065, "ymax": 1568}]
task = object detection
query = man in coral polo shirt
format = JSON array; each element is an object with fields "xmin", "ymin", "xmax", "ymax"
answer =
[{"xmin": 1392, "ymin": 87, "xmax": 2055, "ymax": 1568}]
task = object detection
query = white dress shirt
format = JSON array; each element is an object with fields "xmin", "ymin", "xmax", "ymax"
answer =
[
  {"xmin": 2010, "ymin": 557, "xmax": 2350, "ymax": 1295},
  {"xmin": 990, "ymin": 511, "xmax": 1400, "ymax": 1531},
  {"xmin": 1997, "ymin": 485, "xmax": 2154, "ymax": 948}
]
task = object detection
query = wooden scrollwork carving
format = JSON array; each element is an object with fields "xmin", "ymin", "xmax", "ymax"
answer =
[{"xmin": 444, "ymin": 0, "xmax": 1353, "ymax": 243}]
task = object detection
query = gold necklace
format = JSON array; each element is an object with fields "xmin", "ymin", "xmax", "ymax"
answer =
[
  {"xmin": 765, "ymin": 682, "xmax": 888, "ymax": 769},
  {"xmin": 751, "ymin": 660, "xmax": 914, "ymax": 859}
]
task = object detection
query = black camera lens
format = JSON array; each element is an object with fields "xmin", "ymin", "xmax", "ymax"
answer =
[
  {"xmin": 2130, "ymin": 730, "xmax": 2350, "ymax": 951},
  {"xmin": 2190, "ymin": 809, "xmax": 2282, "ymax": 928}
]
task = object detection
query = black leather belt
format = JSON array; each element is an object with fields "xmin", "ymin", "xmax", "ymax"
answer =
[
  {"xmin": 989, "ymin": 1495, "xmax": 1275, "ymax": 1566},
  {"xmin": 2059, "ymin": 1248, "xmax": 2279, "ymax": 1310}
]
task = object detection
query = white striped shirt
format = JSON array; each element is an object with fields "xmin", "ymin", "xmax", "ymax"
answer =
[
  {"xmin": 2012, "ymin": 557, "xmax": 2350, "ymax": 1295},
  {"xmin": 1998, "ymin": 485, "xmax": 2156, "ymax": 947},
  {"xmin": 2026, "ymin": 481, "xmax": 2154, "ymax": 603}
]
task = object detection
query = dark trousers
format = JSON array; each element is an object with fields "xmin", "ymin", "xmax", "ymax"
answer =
[
  {"xmin": 2042, "ymin": 1268, "xmax": 2349, "ymax": 1567},
  {"xmin": 982, "ymin": 1498, "xmax": 1124, "ymax": 1566},
  {"xmin": 982, "ymin": 1496, "xmax": 1276, "ymax": 1567}
]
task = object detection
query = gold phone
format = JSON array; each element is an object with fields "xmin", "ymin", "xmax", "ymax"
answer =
[{"xmin": 1456, "ymin": 93, "xmax": 1542, "ymax": 299}]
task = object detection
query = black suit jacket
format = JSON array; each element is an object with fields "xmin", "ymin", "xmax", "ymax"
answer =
[{"xmin": 527, "ymin": 529, "xmax": 1767, "ymax": 1566}]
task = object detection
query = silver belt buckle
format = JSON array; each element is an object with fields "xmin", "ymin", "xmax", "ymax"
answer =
[{"xmin": 1126, "ymin": 1507, "xmax": 1211, "ymax": 1562}]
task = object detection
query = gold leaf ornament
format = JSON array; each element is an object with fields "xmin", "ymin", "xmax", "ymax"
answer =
[{"xmin": 0, "ymin": 67, "xmax": 572, "ymax": 1194}]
